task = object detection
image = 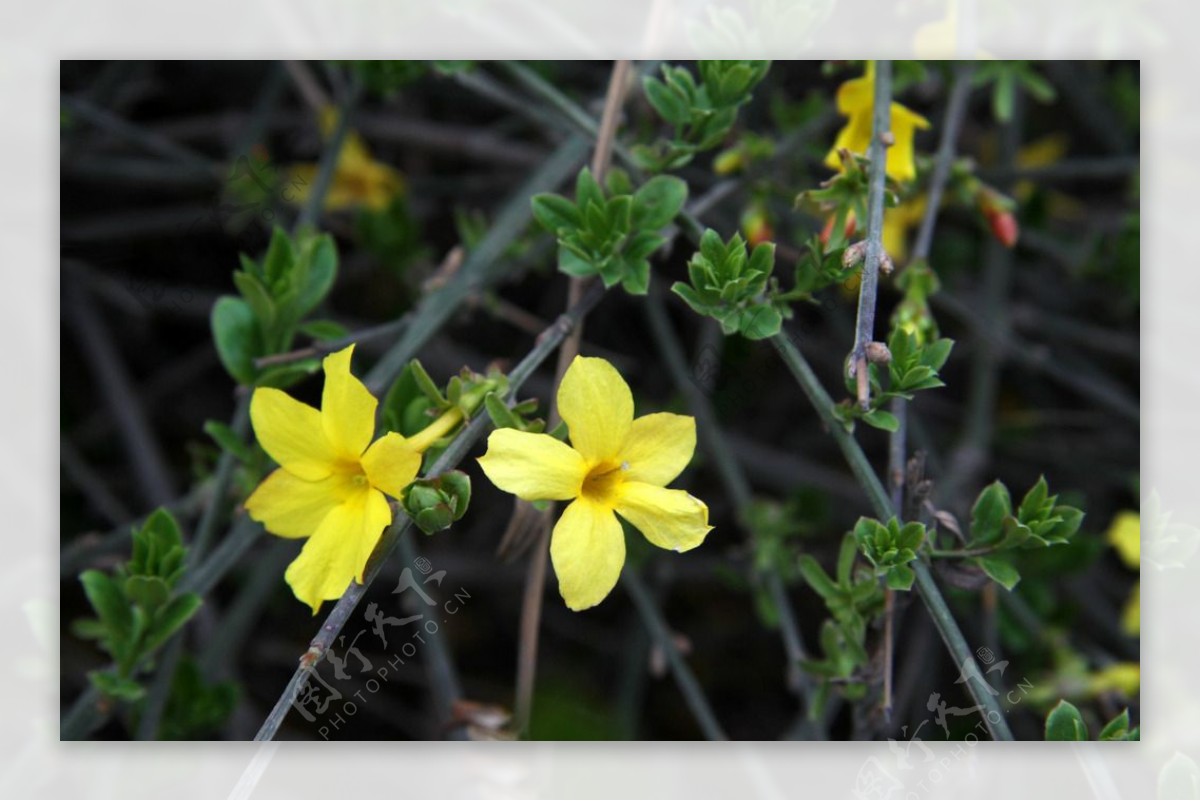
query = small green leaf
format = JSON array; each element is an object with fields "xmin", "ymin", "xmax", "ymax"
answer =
[
  {"xmin": 620, "ymin": 259, "xmax": 651, "ymax": 295},
  {"xmin": 1045, "ymin": 700, "xmax": 1088, "ymax": 741},
  {"xmin": 211, "ymin": 296, "xmax": 261, "ymax": 385},
  {"xmin": 971, "ymin": 481, "xmax": 1012, "ymax": 546},
  {"xmin": 80, "ymin": 570, "xmax": 132, "ymax": 645},
  {"xmin": 204, "ymin": 420, "xmax": 253, "ymax": 463},
  {"xmin": 1018, "ymin": 475, "xmax": 1050, "ymax": 522},
  {"xmin": 299, "ymin": 319, "xmax": 348, "ymax": 341},
  {"xmin": 232, "ymin": 271, "xmax": 277, "ymax": 331},
  {"xmin": 885, "ymin": 564, "xmax": 915, "ymax": 591},
  {"xmin": 484, "ymin": 393, "xmax": 521, "ymax": 430},
  {"xmin": 862, "ymin": 409, "xmax": 900, "ymax": 432},
  {"xmin": 738, "ymin": 304, "xmax": 782, "ymax": 340},
  {"xmin": 977, "ymin": 555, "xmax": 1021, "ymax": 590},
  {"xmin": 531, "ymin": 193, "xmax": 581, "ymax": 235},
  {"xmin": 294, "ymin": 233, "xmax": 338, "ymax": 317},
  {"xmin": 1099, "ymin": 709, "xmax": 1131, "ymax": 741},
  {"xmin": 145, "ymin": 594, "xmax": 202, "ymax": 654},
  {"xmin": 643, "ymin": 75, "xmax": 691, "ymax": 126},
  {"xmin": 797, "ymin": 555, "xmax": 838, "ymax": 599},
  {"xmin": 631, "ymin": 175, "xmax": 688, "ymax": 230},
  {"xmin": 89, "ymin": 670, "xmax": 146, "ymax": 702},
  {"xmin": 124, "ymin": 575, "xmax": 170, "ymax": 612},
  {"xmin": 574, "ymin": 167, "xmax": 605, "ymax": 210}
]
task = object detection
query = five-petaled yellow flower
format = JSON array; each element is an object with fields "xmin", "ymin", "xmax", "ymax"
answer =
[
  {"xmin": 477, "ymin": 356, "xmax": 713, "ymax": 611},
  {"xmin": 824, "ymin": 61, "xmax": 931, "ymax": 184},
  {"xmin": 287, "ymin": 107, "xmax": 404, "ymax": 212},
  {"xmin": 245, "ymin": 345, "xmax": 451, "ymax": 613}
]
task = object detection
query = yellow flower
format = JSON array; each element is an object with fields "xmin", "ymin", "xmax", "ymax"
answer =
[
  {"xmin": 245, "ymin": 345, "xmax": 453, "ymax": 613},
  {"xmin": 477, "ymin": 356, "xmax": 712, "ymax": 611},
  {"xmin": 824, "ymin": 61, "xmax": 931, "ymax": 184},
  {"xmin": 286, "ymin": 107, "xmax": 403, "ymax": 212},
  {"xmin": 1107, "ymin": 510, "xmax": 1140, "ymax": 569},
  {"xmin": 1106, "ymin": 510, "xmax": 1140, "ymax": 636},
  {"xmin": 1086, "ymin": 662, "xmax": 1140, "ymax": 698}
]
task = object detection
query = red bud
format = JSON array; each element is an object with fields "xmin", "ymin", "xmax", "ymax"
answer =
[{"xmin": 986, "ymin": 208, "xmax": 1019, "ymax": 248}]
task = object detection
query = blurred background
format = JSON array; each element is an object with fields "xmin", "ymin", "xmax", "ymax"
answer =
[{"xmin": 60, "ymin": 60, "xmax": 1139, "ymax": 740}]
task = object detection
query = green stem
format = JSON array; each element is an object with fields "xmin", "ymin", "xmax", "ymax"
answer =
[
  {"xmin": 621, "ymin": 568, "xmax": 727, "ymax": 741},
  {"xmin": 769, "ymin": 333, "xmax": 1014, "ymax": 741}
]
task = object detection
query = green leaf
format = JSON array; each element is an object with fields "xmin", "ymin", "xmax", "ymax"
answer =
[
  {"xmin": 558, "ymin": 243, "xmax": 598, "ymax": 278},
  {"xmin": 484, "ymin": 393, "xmax": 522, "ymax": 430},
  {"xmin": 204, "ymin": 420, "xmax": 253, "ymax": 463},
  {"xmin": 970, "ymin": 481, "xmax": 1012, "ymax": 546},
  {"xmin": 977, "ymin": 555, "xmax": 1021, "ymax": 590},
  {"xmin": 631, "ymin": 175, "xmax": 688, "ymax": 230},
  {"xmin": 1045, "ymin": 700, "xmax": 1088, "ymax": 741},
  {"xmin": 1099, "ymin": 709, "xmax": 1131, "ymax": 741},
  {"xmin": 89, "ymin": 670, "xmax": 146, "ymax": 702},
  {"xmin": 574, "ymin": 167, "xmax": 605, "ymax": 210},
  {"xmin": 738, "ymin": 304, "xmax": 782, "ymax": 340},
  {"xmin": 643, "ymin": 75, "xmax": 691, "ymax": 126},
  {"xmin": 298, "ymin": 319, "xmax": 348, "ymax": 341},
  {"xmin": 232, "ymin": 271, "xmax": 277, "ymax": 331},
  {"xmin": 1018, "ymin": 475, "xmax": 1050, "ymax": 522},
  {"xmin": 620, "ymin": 259, "xmax": 651, "ymax": 295},
  {"xmin": 294, "ymin": 233, "xmax": 338, "ymax": 318},
  {"xmin": 145, "ymin": 594, "xmax": 202, "ymax": 654},
  {"xmin": 1047, "ymin": 506, "xmax": 1085, "ymax": 542},
  {"xmin": 80, "ymin": 570, "xmax": 132, "ymax": 645},
  {"xmin": 211, "ymin": 296, "xmax": 261, "ymax": 385},
  {"xmin": 797, "ymin": 555, "xmax": 838, "ymax": 599},
  {"xmin": 124, "ymin": 575, "xmax": 170, "ymax": 612},
  {"xmin": 921, "ymin": 338, "xmax": 954, "ymax": 371},
  {"xmin": 255, "ymin": 359, "xmax": 320, "ymax": 389},
  {"xmin": 885, "ymin": 564, "xmax": 915, "ymax": 591},
  {"xmin": 261, "ymin": 227, "xmax": 296, "ymax": 286},
  {"xmin": 862, "ymin": 409, "xmax": 900, "ymax": 432},
  {"xmin": 531, "ymin": 193, "xmax": 581, "ymax": 235}
]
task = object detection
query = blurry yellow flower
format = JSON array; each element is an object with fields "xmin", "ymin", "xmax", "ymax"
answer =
[
  {"xmin": 287, "ymin": 107, "xmax": 404, "ymax": 212},
  {"xmin": 824, "ymin": 61, "xmax": 931, "ymax": 184},
  {"xmin": 1106, "ymin": 510, "xmax": 1140, "ymax": 636},
  {"xmin": 1087, "ymin": 662, "xmax": 1140, "ymax": 697},
  {"xmin": 477, "ymin": 356, "xmax": 712, "ymax": 610},
  {"xmin": 245, "ymin": 345, "xmax": 455, "ymax": 613},
  {"xmin": 1107, "ymin": 510, "xmax": 1140, "ymax": 568},
  {"xmin": 1120, "ymin": 582, "xmax": 1140, "ymax": 636},
  {"xmin": 882, "ymin": 195, "xmax": 928, "ymax": 263}
]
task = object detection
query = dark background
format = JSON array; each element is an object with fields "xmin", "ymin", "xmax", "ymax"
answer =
[{"xmin": 60, "ymin": 60, "xmax": 1139, "ymax": 740}]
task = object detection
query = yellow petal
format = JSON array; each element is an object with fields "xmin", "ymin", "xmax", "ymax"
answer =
[
  {"xmin": 1106, "ymin": 510, "xmax": 1140, "ymax": 568},
  {"xmin": 836, "ymin": 75, "xmax": 873, "ymax": 114},
  {"xmin": 824, "ymin": 111, "xmax": 873, "ymax": 170},
  {"xmin": 557, "ymin": 356, "xmax": 633, "ymax": 463},
  {"xmin": 244, "ymin": 467, "xmax": 354, "ymax": 538},
  {"xmin": 477, "ymin": 429, "xmax": 587, "ymax": 501},
  {"xmin": 550, "ymin": 497, "xmax": 625, "ymax": 611},
  {"xmin": 250, "ymin": 388, "xmax": 337, "ymax": 481},
  {"xmin": 618, "ymin": 413, "xmax": 697, "ymax": 486},
  {"xmin": 361, "ymin": 432, "xmax": 422, "ymax": 500},
  {"xmin": 321, "ymin": 345, "xmax": 377, "ymax": 461},
  {"xmin": 284, "ymin": 487, "xmax": 392, "ymax": 614},
  {"xmin": 614, "ymin": 481, "xmax": 712, "ymax": 553}
]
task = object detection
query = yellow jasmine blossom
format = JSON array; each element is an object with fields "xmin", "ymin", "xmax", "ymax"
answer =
[
  {"xmin": 1086, "ymin": 662, "xmax": 1140, "ymax": 698},
  {"xmin": 245, "ymin": 344, "xmax": 456, "ymax": 613},
  {"xmin": 1106, "ymin": 510, "xmax": 1140, "ymax": 636},
  {"xmin": 476, "ymin": 356, "xmax": 712, "ymax": 611},
  {"xmin": 286, "ymin": 107, "xmax": 404, "ymax": 212},
  {"xmin": 824, "ymin": 61, "xmax": 931, "ymax": 184}
]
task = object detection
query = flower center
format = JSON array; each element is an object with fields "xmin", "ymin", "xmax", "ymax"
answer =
[{"xmin": 580, "ymin": 459, "xmax": 628, "ymax": 506}]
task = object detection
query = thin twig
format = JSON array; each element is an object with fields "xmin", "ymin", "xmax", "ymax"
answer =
[
  {"xmin": 882, "ymin": 61, "xmax": 976, "ymax": 722},
  {"xmin": 849, "ymin": 60, "xmax": 893, "ymax": 411},
  {"xmin": 252, "ymin": 316, "xmax": 411, "ymax": 369},
  {"xmin": 621, "ymin": 568, "xmax": 728, "ymax": 740},
  {"xmin": 252, "ymin": 282, "xmax": 606, "ymax": 741}
]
